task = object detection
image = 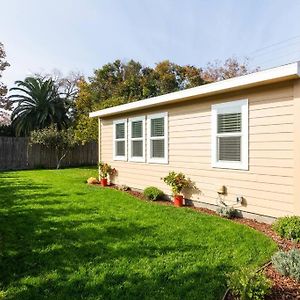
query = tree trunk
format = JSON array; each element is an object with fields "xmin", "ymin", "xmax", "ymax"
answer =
[{"xmin": 56, "ymin": 151, "xmax": 67, "ymax": 169}]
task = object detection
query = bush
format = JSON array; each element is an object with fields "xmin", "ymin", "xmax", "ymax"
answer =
[
  {"xmin": 272, "ymin": 216, "xmax": 300, "ymax": 242},
  {"xmin": 228, "ymin": 268, "xmax": 271, "ymax": 300},
  {"xmin": 272, "ymin": 249, "xmax": 300, "ymax": 282},
  {"xmin": 144, "ymin": 186, "xmax": 164, "ymax": 201},
  {"xmin": 216, "ymin": 206, "xmax": 240, "ymax": 219},
  {"xmin": 162, "ymin": 171, "xmax": 191, "ymax": 195}
]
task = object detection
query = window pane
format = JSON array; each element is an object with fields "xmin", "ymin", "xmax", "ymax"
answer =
[
  {"xmin": 151, "ymin": 117, "xmax": 164, "ymax": 137},
  {"xmin": 116, "ymin": 123, "xmax": 125, "ymax": 139},
  {"xmin": 151, "ymin": 139, "xmax": 164, "ymax": 158},
  {"xmin": 217, "ymin": 113, "xmax": 241, "ymax": 133},
  {"xmin": 218, "ymin": 136, "xmax": 241, "ymax": 161},
  {"xmin": 132, "ymin": 140, "xmax": 143, "ymax": 157},
  {"xmin": 131, "ymin": 120, "xmax": 143, "ymax": 138},
  {"xmin": 116, "ymin": 141, "xmax": 125, "ymax": 156}
]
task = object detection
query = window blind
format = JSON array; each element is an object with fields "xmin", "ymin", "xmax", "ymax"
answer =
[
  {"xmin": 131, "ymin": 121, "xmax": 142, "ymax": 138},
  {"xmin": 151, "ymin": 117, "xmax": 164, "ymax": 137},
  {"xmin": 116, "ymin": 140, "xmax": 125, "ymax": 156},
  {"xmin": 218, "ymin": 136, "xmax": 241, "ymax": 161},
  {"xmin": 217, "ymin": 113, "xmax": 241, "ymax": 133},
  {"xmin": 151, "ymin": 140, "xmax": 165, "ymax": 158},
  {"xmin": 116, "ymin": 123, "xmax": 125, "ymax": 139}
]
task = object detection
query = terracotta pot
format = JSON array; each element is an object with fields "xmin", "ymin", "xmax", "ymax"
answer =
[
  {"xmin": 174, "ymin": 195, "xmax": 184, "ymax": 207},
  {"xmin": 100, "ymin": 178, "xmax": 108, "ymax": 187}
]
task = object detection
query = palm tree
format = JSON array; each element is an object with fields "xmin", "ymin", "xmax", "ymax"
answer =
[{"xmin": 9, "ymin": 77, "xmax": 69, "ymax": 136}]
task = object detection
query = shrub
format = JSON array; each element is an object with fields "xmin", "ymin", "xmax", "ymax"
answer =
[
  {"xmin": 228, "ymin": 268, "xmax": 271, "ymax": 300},
  {"xmin": 272, "ymin": 216, "xmax": 300, "ymax": 242},
  {"xmin": 272, "ymin": 249, "xmax": 300, "ymax": 282},
  {"xmin": 216, "ymin": 206, "xmax": 240, "ymax": 219},
  {"xmin": 144, "ymin": 187, "xmax": 164, "ymax": 201},
  {"xmin": 162, "ymin": 171, "xmax": 191, "ymax": 195}
]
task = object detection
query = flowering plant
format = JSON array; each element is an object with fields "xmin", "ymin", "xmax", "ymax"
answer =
[
  {"xmin": 98, "ymin": 162, "xmax": 116, "ymax": 179},
  {"xmin": 162, "ymin": 171, "xmax": 191, "ymax": 196}
]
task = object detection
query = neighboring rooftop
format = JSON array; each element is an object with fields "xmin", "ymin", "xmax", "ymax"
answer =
[{"xmin": 90, "ymin": 61, "xmax": 300, "ymax": 118}]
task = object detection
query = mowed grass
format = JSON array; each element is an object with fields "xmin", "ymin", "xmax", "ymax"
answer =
[{"xmin": 0, "ymin": 167, "xmax": 277, "ymax": 300}]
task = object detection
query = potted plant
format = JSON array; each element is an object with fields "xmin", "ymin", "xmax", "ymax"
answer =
[
  {"xmin": 162, "ymin": 171, "xmax": 191, "ymax": 207},
  {"xmin": 98, "ymin": 162, "xmax": 116, "ymax": 186}
]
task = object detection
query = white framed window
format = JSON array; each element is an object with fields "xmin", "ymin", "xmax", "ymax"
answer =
[
  {"xmin": 128, "ymin": 116, "xmax": 145, "ymax": 162},
  {"xmin": 147, "ymin": 112, "xmax": 168, "ymax": 164},
  {"xmin": 113, "ymin": 119, "xmax": 127, "ymax": 161},
  {"xmin": 211, "ymin": 99, "xmax": 248, "ymax": 170}
]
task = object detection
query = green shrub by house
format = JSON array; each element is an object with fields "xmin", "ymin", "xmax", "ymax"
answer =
[
  {"xmin": 227, "ymin": 268, "xmax": 271, "ymax": 300},
  {"xmin": 272, "ymin": 216, "xmax": 300, "ymax": 242},
  {"xmin": 143, "ymin": 186, "xmax": 164, "ymax": 201},
  {"xmin": 272, "ymin": 249, "xmax": 300, "ymax": 282}
]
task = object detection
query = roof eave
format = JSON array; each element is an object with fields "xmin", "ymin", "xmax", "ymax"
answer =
[{"xmin": 89, "ymin": 62, "xmax": 300, "ymax": 118}]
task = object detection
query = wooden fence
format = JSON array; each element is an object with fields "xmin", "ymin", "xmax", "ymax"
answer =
[{"xmin": 0, "ymin": 137, "xmax": 98, "ymax": 170}]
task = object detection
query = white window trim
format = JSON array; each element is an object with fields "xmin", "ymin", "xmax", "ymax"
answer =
[
  {"xmin": 113, "ymin": 119, "xmax": 127, "ymax": 161},
  {"xmin": 147, "ymin": 112, "xmax": 168, "ymax": 164},
  {"xmin": 128, "ymin": 116, "xmax": 146, "ymax": 162},
  {"xmin": 211, "ymin": 99, "xmax": 248, "ymax": 170}
]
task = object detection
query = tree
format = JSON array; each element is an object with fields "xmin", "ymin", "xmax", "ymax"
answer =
[
  {"xmin": 9, "ymin": 77, "xmax": 70, "ymax": 136},
  {"xmin": 73, "ymin": 58, "xmax": 257, "ymax": 143},
  {"xmin": 202, "ymin": 57, "xmax": 259, "ymax": 83},
  {"xmin": 30, "ymin": 125, "xmax": 77, "ymax": 169},
  {"xmin": 73, "ymin": 60, "xmax": 204, "ymax": 143},
  {"xmin": 0, "ymin": 42, "xmax": 11, "ymax": 125},
  {"xmin": 34, "ymin": 70, "xmax": 83, "ymax": 121}
]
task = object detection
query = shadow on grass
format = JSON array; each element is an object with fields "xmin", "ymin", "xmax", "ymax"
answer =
[{"xmin": 0, "ymin": 172, "xmax": 230, "ymax": 300}]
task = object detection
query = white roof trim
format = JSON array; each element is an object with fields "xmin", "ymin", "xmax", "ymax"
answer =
[{"xmin": 90, "ymin": 62, "xmax": 300, "ymax": 118}]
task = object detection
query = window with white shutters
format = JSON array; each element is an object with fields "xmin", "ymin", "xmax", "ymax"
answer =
[
  {"xmin": 147, "ymin": 112, "xmax": 168, "ymax": 164},
  {"xmin": 129, "ymin": 116, "xmax": 145, "ymax": 162},
  {"xmin": 212, "ymin": 100, "xmax": 248, "ymax": 170},
  {"xmin": 113, "ymin": 119, "xmax": 127, "ymax": 160}
]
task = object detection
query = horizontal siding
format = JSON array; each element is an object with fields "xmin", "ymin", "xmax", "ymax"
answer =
[{"xmin": 100, "ymin": 81, "xmax": 296, "ymax": 218}]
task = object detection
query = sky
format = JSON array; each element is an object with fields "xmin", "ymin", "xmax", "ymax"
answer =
[{"xmin": 1, "ymin": 0, "xmax": 300, "ymax": 89}]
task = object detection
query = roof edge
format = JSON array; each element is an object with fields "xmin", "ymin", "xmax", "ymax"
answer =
[{"xmin": 90, "ymin": 62, "xmax": 300, "ymax": 118}]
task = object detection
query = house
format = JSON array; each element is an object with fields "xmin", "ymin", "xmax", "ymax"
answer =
[{"xmin": 90, "ymin": 62, "xmax": 300, "ymax": 222}]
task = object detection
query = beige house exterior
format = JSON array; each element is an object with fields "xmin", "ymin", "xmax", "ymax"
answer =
[{"xmin": 90, "ymin": 62, "xmax": 300, "ymax": 221}]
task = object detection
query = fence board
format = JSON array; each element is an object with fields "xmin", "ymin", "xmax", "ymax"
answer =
[{"xmin": 0, "ymin": 137, "xmax": 98, "ymax": 170}]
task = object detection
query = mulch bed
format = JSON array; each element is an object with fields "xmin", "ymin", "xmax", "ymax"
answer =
[{"xmin": 89, "ymin": 182, "xmax": 300, "ymax": 299}]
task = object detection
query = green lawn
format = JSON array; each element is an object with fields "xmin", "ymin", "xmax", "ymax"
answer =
[{"xmin": 0, "ymin": 167, "xmax": 277, "ymax": 300}]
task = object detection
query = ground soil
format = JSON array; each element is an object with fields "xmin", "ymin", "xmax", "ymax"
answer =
[{"xmin": 90, "ymin": 182, "xmax": 300, "ymax": 299}]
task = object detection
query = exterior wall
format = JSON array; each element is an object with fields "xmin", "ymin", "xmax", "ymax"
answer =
[{"xmin": 99, "ymin": 80, "xmax": 298, "ymax": 218}]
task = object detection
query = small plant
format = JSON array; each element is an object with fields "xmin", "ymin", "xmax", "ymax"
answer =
[
  {"xmin": 272, "ymin": 249, "xmax": 300, "ymax": 282},
  {"xmin": 216, "ymin": 206, "xmax": 240, "ymax": 219},
  {"xmin": 272, "ymin": 216, "xmax": 300, "ymax": 242},
  {"xmin": 162, "ymin": 171, "xmax": 191, "ymax": 195},
  {"xmin": 228, "ymin": 268, "xmax": 271, "ymax": 300},
  {"xmin": 143, "ymin": 186, "xmax": 164, "ymax": 201},
  {"xmin": 98, "ymin": 162, "xmax": 116, "ymax": 179}
]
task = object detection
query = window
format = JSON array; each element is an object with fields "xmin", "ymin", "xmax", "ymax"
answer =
[
  {"xmin": 211, "ymin": 99, "xmax": 248, "ymax": 170},
  {"xmin": 113, "ymin": 119, "xmax": 127, "ymax": 160},
  {"xmin": 147, "ymin": 112, "xmax": 168, "ymax": 164},
  {"xmin": 128, "ymin": 116, "xmax": 145, "ymax": 162}
]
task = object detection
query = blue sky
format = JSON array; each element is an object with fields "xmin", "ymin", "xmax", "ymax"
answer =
[{"xmin": 1, "ymin": 0, "xmax": 300, "ymax": 88}]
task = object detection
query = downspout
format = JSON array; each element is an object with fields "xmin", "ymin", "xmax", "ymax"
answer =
[{"xmin": 98, "ymin": 117, "xmax": 102, "ymax": 181}]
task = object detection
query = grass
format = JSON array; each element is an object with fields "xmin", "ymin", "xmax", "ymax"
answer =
[{"xmin": 0, "ymin": 167, "xmax": 277, "ymax": 300}]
